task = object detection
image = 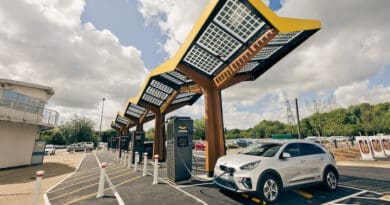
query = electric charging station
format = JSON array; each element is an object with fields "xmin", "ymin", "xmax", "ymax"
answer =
[
  {"xmin": 120, "ymin": 136, "xmax": 130, "ymax": 151},
  {"xmin": 166, "ymin": 116, "xmax": 193, "ymax": 182},
  {"xmin": 130, "ymin": 131, "xmax": 145, "ymax": 163}
]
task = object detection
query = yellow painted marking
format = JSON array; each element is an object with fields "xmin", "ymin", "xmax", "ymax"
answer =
[
  {"xmin": 61, "ymin": 165, "xmax": 123, "ymax": 184},
  {"xmin": 50, "ymin": 182, "xmax": 99, "ymax": 200},
  {"xmin": 241, "ymin": 193, "xmax": 249, "ymax": 198},
  {"xmin": 63, "ymin": 176, "xmax": 141, "ymax": 205},
  {"xmin": 251, "ymin": 197, "xmax": 261, "ymax": 204},
  {"xmin": 49, "ymin": 176, "xmax": 100, "ymax": 194},
  {"xmin": 49, "ymin": 168, "xmax": 131, "ymax": 194},
  {"xmin": 292, "ymin": 189, "xmax": 313, "ymax": 199},
  {"xmin": 380, "ymin": 195, "xmax": 390, "ymax": 201}
]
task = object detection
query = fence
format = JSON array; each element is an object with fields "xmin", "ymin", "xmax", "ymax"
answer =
[{"xmin": 0, "ymin": 98, "xmax": 59, "ymax": 126}]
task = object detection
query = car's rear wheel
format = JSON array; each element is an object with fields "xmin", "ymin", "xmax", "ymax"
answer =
[
  {"xmin": 323, "ymin": 168, "xmax": 338, "ymax": 191},
  {"xmin": 258, "ymin": 174, "xmax": 280, "ymax": 204}
]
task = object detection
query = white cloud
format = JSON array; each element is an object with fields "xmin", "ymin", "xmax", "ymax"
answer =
[
  {"xmin": 335, "ymin": 81, "xmax": 390, "ymax": 108},
  {"xmin": 0, "ymin": 0, "xmax": 149, "ymax": 130},
  {"xmin": 137, "ymin": 0, "xmax": 209, "ymax": 56}
]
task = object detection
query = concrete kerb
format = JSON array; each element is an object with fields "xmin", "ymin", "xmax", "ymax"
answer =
[{"xmin": 44, "ymin": 154, "xmax": 87, "ymax": 205}]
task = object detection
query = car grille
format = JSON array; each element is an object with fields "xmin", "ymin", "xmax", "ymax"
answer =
[{"xmin": 215, "ymin": 177, "xmax": 237, "ymax": 190}]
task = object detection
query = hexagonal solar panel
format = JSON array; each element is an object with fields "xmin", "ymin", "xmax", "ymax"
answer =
[
  {"xmin": 238, "ymin": 61, "xmax": 260, "ymax": 73},
  {"xmin": 172, "ymin": 92, "xmax": 198, "ymax": 105},
  {"xmin": 268, "ymin": 31, "xmax": 302, "ymax": 45},
  {"xmin": 184, "ymin": 45, "xmax": 224, "ymax": 75},
  {"xmin": 116, "ymin": 115, "xmax": 129, "ymax": 125},
  {"xmin": 111, "ymin": 122, "xmax": 122, "ymax": 129},
  {"xmin": 196, "ymin": 22, "xmax": 242, "ymax": 60},
  {"xmin": 251, "ymin": 46, "xmax": 282, "ymax": 60},
  {"xmin": 141, "ymin": 93, "xmax": 163, "ymax": 106},
  {"xmin": 214, "ymin": 0, "xmax": 265, "ymax": 42}
]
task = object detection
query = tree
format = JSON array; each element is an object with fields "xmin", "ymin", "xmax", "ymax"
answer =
[
  {"xmin": 193, "ymin": 118, "xmax": 206, "ymax": 140},
  {"xmin": 60, "ymin": 115, "xmax": 97, "ymax": 145},
  {"xmin": 145, "ymin": 128, "xmax": 155, "ymax": 140}
]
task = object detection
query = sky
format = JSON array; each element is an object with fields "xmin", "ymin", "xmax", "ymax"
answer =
[{"xmin": 0, "ymin": 0, "xmax": 389, "ymax": 131}]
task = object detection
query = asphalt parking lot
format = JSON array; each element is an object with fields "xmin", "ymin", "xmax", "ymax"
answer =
[{"xmin": 46, "ymin": 150, "xmax": 390, "ymax": 205}]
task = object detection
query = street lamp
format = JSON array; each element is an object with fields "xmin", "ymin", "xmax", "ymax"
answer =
[{"xmin": 99, "ymin": 98, "xmax": 106, "ymax": 142}]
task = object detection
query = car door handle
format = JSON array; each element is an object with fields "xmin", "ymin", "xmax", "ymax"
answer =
[{"xmin": 300, "ymin": 160, "xmax": 305, "ymax": 163}]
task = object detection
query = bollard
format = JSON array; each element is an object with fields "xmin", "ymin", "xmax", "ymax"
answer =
[
  {"xmin": 96, "ymin": 162, "xmax": 107, "ymax": 198},
  {"xmin": 134, "ymin": 152, "xmax": 139, "ymax": 172},
  {"xmin": 143, "ymin": 152, "xmax": 148, "ymax": 177},
  {"xmin": 152, "ymin": 155, "xmax": 159, "ymax": 184},
  {"xmin": 127, "ymin": 152, "xmax": 131, "ymax": 169},
  {"xmin": 121, "ymin": 151, "xmax": 124, "ymax": 165},
  {"xmin": 32, "ymin": 171, "xmax": 44, "ymax": 205},
  {"xmin": 124, "ymin": 151, "xmax": 128, "ymax": 167}
]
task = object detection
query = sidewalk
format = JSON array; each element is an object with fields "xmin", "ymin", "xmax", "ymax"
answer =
[
  {"xmin": 0, "ymin": 150, "xmax": 85, "ymax": 205},
  {"xmin": 337, "ymin": 159, "xmax": 390, "ymax": 169}
]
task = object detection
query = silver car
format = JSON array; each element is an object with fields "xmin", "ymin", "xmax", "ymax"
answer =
[{"xmin": 213, "ymin": 139, "xmax": 338, "ymax": 204}]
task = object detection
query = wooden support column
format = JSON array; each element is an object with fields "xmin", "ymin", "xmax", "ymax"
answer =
[
  {"xmin": 136, "ymin": 123, "xmax": 143, "ymax": 131},
  {"xmin": 204, "ymin": 88, "xmax": 226, "ymax": 177},
  {"xmin": 153, "ymin": 113, "xmax": 165, "ymax": 162},
  {"xmin": 178, "ymin": 64, "xmax": 226, "ymax": 177}
]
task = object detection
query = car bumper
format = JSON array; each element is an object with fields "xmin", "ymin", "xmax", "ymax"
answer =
[{"xmin": 213, "ymin": 166, "xmax": 257, "ymax": 193}]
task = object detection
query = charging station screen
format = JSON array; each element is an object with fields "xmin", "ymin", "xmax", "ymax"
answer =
[{"xmin": 177, "ymin": 136, "xmax": 189, "ymax": 147}]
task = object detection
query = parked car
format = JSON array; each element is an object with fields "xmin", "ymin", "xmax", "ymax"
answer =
[
  {"xmin": 213, "ymin": 139, "xmax": 338, "ymax": 204},
  {"xmin": 195, "ymin": 141, "xmax": 206, "ymax": 151},
  {"xmin": 84, "ymin": 142, "xmax": 94, "ymax": 150},
  {"xmin": 67, "ymin": 143, "xmax": 90, "ymax": 152},
  {"xmin": 45, "ymin": 144, "xmax": 56, "ymax": 155},
  {"xmin": 236, "ymin": 139, "xmax": 252, "ymax": 147}
]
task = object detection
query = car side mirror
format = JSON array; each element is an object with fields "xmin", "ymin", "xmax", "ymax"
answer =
[{"xmin": 281, "ymin": 152, "xmax": 291, "ymax": 159}]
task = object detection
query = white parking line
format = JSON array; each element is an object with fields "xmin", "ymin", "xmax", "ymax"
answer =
[
  {"xmin": 160, "ymin": 178, "xmax": 208, "ymax": 205},
  {"xmin": 338, "ymin": 184, "xmax": 383, "ymax": 195},
  {"xmin": 321, "ymin": 190, "xmax": 366, "ymax": 205},
  {"xmin": 93, "ymin": 151, "xmax": 125, "ymax": 205},
  {"xmin": 44, "ymin": 154, "xmax": 86, "ymax": 205}
]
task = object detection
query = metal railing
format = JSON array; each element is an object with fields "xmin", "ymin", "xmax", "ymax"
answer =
[{"xmin": 0, "ymin": 98, "xmax": 59, "ymax": 126}]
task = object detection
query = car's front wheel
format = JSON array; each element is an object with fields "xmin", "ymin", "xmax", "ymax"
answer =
[
  {"xmin": 258, "ymin": 174, "xmax": 280, "ymax": 204},
  {"xmin": 323, "ymin": 168, "xmax": 338, "ymax": 191}
]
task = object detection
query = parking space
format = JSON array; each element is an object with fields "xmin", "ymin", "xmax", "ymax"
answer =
[{"xmin": 46, "ymin": 150, "xmax": 390, "ymax": 205}]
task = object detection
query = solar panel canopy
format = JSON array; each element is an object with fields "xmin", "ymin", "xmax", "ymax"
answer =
[
  {"xmin": 111, "ymin": 121, "xmax": 123, "ymax": 130},
  {"xmin": 135, "ymin": 59, "xmax": 202, "ymax": 111},
  {"xmin": 177, "ymin": 0, "xmax": 320, "ymax": 79},
  {"xmin": 115, "ymin": 113, "xmax": 130, "ymax": 126},
  {"xmin": 134, "ymin": 0, "xmax": 320, "ymax": 108},
  {"xmin": 124, "ymin": 98, "xmax": 155, "ymax": 123}
]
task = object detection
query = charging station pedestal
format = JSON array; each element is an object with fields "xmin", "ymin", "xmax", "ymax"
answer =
[
  {"xmin": 130, "ymin": 131, "xmax": 145, "ymax": 164},
  {"xmin": 166, "ymin": 116, "xmax": 193, "ymax": 182}
]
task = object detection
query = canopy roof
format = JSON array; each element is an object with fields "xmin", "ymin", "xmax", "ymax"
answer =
[{"xmin": 134, "ymin": 0, "xmax": 320, "ymax": 104}]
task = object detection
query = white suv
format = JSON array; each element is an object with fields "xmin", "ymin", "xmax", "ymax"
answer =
[{"xmin": 213, "ymin": 139, "xmax": 338, "ymax": 204}]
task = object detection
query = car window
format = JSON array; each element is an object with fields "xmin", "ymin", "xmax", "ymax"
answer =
[
  {"xmin": 283, "ymin": 143, "xmax": 301, "ymax": 157},
  {"xmin": 300, "ymin": 143, "xmax": 325, "ymax": 156},
  {"xmin": 241, "ymin": 143, "xmax": 282, "ymax": 157}
]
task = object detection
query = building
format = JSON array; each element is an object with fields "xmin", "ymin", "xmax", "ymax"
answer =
[{"xmin": 0, "ymin": 79, "xmax": 59, "ymax": 169}]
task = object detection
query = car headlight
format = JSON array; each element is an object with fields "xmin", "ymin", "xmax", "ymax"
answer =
[{"xmin": 240, "ymin": 161, "xmax": 261, "ymax": 171}]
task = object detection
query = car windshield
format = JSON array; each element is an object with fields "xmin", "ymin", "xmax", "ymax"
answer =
[
  {"xmin": 46, "ymin": 145, "xmax": 53, "ymax": 148},
  {"xmin": 240, "ymin": 143, "xmax": 282, "ymax": 157}
]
